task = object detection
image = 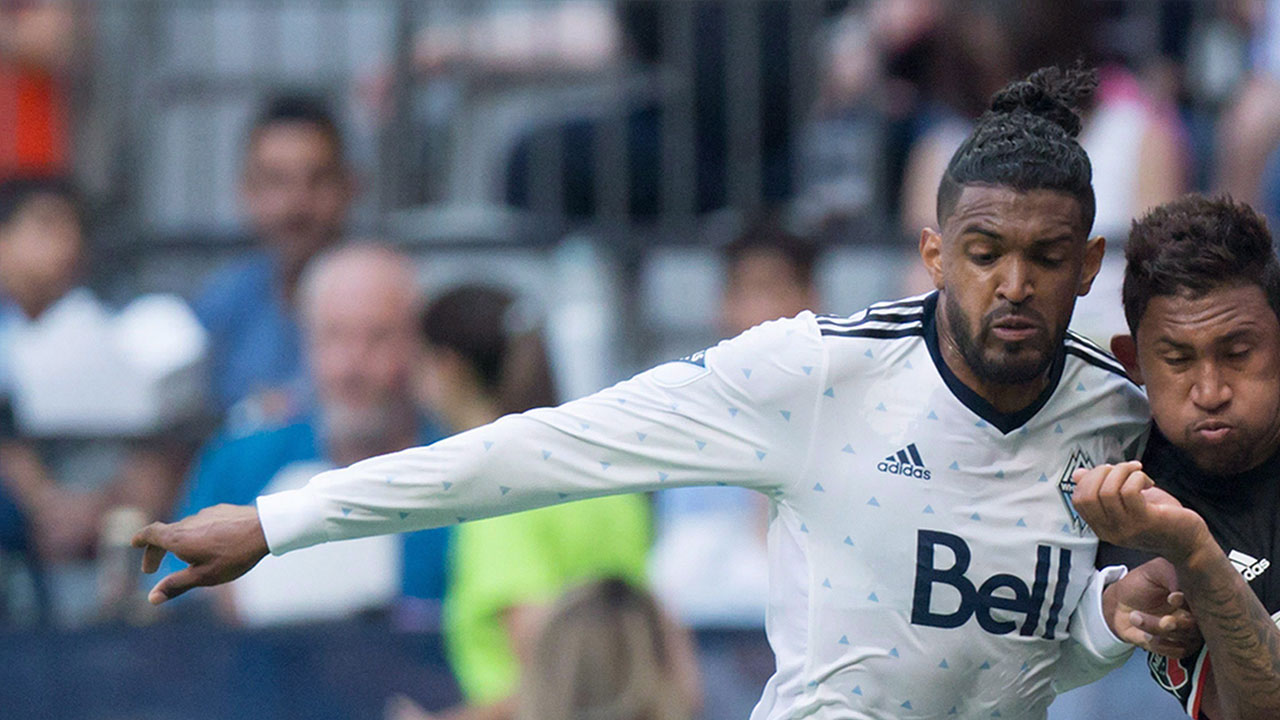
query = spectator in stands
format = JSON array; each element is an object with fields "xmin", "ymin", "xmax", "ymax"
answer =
[
  {"xmin": 480, "ymin": 1, "xmax": 811, "ymax": 218},
  {"xmin": 192, "ymin": 93, "xmax": 354, "ymax": 418},
  {"xmin": 517, "ymin": 578, "xmax": 699, "ymax": 720},
  {"xmin": 718, "ymin": 219, "xmax": 820, "ymax": 337},
  {"xmin": 650, "ymin": 219, "xmax": 818, "ymax": 628},
  {"xmin": 0, "ymin": 177, "xmax": 95, "ymax": 567},
  {"xmin": 1216, "ymin": 0, "xmax": 1280, "ymax": 209},
  {"xmin": 0, "ymin": 1, "xmax": 75, "ymax": 179},
  {"xmin": 896, "ymin": 2, "xmax": 1189, "ymax": 243},
  {"xmin": 166, "ymin": 244, "xmax": 449, "ymax": 621},
  {"xmin": 0, "ymin": 176, "xmax": 198, "ymax": 625},
  {"xmin": 390, "ymin": 285, "xmax": 651, "ymax": 720}
]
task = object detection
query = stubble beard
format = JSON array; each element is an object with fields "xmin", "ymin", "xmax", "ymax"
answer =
[{"xmin": 944, "ymin": 291, "xmax": 1060, "ymax": 387}]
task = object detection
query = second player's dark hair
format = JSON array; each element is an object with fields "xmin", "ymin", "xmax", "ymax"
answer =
[
  {"xmin": 420, "ymin": 285, "xmax": 558, "ymax": 415},
  {"xmin": 247, "ymin": 92, "xmax": 346, "ymax": 160},
  {"xmin": 0, "ymin": 175, "xmax": 80, "ymax": 227},
  {"xmin": 936, "ymin": 65, "xmax": 1097, "ymax": 231},
  {"xmin": 1122, "ymin": 194, "xmax": 1280, "ymax": 334}
]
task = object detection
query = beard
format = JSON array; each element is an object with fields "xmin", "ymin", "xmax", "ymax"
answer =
[
  {"xmin": 319, "ymin": 398, "xmax": 409, "ymax": 449},
  {"xmin": 944, "ymin": 291, "xmax": 1063, "ymax": 386}
]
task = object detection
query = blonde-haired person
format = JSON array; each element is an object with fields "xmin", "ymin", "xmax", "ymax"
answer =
[{"xmin": 518, "ymin": 578, "xmax": 700, "ymax": 720}]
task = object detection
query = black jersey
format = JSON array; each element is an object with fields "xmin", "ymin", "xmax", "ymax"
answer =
[{"xmin": 1098, "ymin": 423, "xmax": 1280, "ymax": 719}]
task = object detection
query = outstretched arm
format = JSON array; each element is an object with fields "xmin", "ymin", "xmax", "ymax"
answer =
[
  {"xmin": 134, "ymin": 315, "xmax": 826, "ymax": 604},
  {"xmin": 1074, "ymin": 462, "xmax": 1280, "ymax": 720}
]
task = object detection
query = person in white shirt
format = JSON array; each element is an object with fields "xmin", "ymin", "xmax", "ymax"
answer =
[{"xmin": 132, "ymin": 66, "xmax": 1200, "ymax": 719}]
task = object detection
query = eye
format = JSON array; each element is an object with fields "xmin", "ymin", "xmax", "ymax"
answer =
[
  {"xmin": 1161, "ymin": 354, "xmax": 1191, "ymax": 368},
  {"xmin": 1034, "ymin": 250, "xmax": 1067, "ymax": 268},
  {"xmin": 968, "ymin": 251, "xmax": 997, "ymax": 265},
  {"xmin": 1225, "ymin": 345, "xmax": 1252, "ymax": 361}
]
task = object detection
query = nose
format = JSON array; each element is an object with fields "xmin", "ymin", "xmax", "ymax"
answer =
[
  {"xmin": 996, "ymin": 257, "xmax": 1033, "ymax": 305},
  {"xmin": 1190, "ymin": 361, "xmax": 1232, "ymax": 412}
]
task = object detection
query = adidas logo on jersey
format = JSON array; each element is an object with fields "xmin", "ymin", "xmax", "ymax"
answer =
[
  {"xmin": 877, "ymin": 443, "xmax": 930, "ymax": 479},
  {"xmin": 1229, "ymin": 550, "xmax": 1270, "ymax": 582}
]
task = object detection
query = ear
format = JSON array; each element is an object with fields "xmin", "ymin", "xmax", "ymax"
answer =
[
  {"xmin": 920, "ymin": 227, "xmax": 945, "ymax": 290},
  {"xmin": 1076, "ymin": 235, "xmax": 1106, "ymax": 296},
  {"xmin": 1109, "ymin": 333, "xmax": 1144, "ymax": 385}
]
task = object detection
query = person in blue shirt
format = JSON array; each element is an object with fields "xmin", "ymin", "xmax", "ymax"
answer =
[
  {"xmin": 192, "ymin": 93, "xmax": 355, "ymax": 414},
  {"xmin": 169, "ymin": 244, "xmax": 449, "ymax": 616}
]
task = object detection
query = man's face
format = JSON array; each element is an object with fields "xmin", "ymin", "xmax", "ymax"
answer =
[
  {"xmin": 241, "ymin": 122, "xmax": 351, "ymax": 266},
  {"xmin": 1135, "ymin": 284, "xmax": 1280, "ymax": 475},
  {"xmin": 721, "ymin": 249, "xmax": 816, "ymax": 336},
  {"xmin": 306, "ymin": 273, "xmax": 417, "ymax": 443},
  {"xmin": 923, "ymin": 185, "xmax": 1102, "ymax": 385}
]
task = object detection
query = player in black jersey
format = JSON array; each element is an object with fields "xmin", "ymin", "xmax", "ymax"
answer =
[{"xmin": 1074, "ymin": 194, "xmax": 1280, "ymax": 720}]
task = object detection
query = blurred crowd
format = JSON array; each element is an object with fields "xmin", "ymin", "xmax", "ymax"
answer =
[{"xmin": 0, "ymin": 1, "xmax": 1277, "ymax": 719}]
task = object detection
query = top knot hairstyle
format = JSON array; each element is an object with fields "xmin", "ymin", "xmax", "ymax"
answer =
[
  {"xmin": 937, "ymin": 65, "xmax": 1098, "ymax": 231},
  {"xmin": 1122, "ymin": 194, "xmax": 1280, "ymax": 335}
]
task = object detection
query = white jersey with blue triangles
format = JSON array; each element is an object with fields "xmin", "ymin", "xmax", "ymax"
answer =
[{"xmin": 257, "ymin": 292, "xmax": 1151, "ymax": 720}]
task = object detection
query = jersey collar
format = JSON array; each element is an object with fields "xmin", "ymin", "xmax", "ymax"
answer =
[{"xmin": 921, "ymin": 292, "xmax": 1066, "ymax": 434}]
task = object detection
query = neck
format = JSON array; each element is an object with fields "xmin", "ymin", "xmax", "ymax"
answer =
[
  {"xmin": 935, "ymin": 297, "xmax": 1052, "ymax": 414},
  {"xmin": 12, "ymin": 289, "xmax": 62, "ymax": 321}
]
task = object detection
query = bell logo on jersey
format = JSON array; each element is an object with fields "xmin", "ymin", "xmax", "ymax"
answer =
[
  {"xmin": 877, "ymin": 443, "xmax": 931, "ymax": 479},
  {"xmin": 911, "ymin": 530, "xmax": 1072, "ymax": 639}
]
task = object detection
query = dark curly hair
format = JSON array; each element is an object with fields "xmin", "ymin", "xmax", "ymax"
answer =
[
  {"xmin": 937, "ymin": 65, "xmax": 1097, "ymax": 230},
  {"xmin": 1122, "ymin": 194, "xmax": 1280, "ymax": 335}
]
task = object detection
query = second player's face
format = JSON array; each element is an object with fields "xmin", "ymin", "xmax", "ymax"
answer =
[
  {"xmin": 1136, "ymin": 284, "xmax": 1280, "ymax": 476},
  {"xmin": 927, "ymin": 185, "xmax": 1102, "ymax": 386}
]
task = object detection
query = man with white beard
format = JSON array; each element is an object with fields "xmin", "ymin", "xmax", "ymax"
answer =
[{"xmin": 159, "ymin": 244, "xmax": 450, "ymax": 622}]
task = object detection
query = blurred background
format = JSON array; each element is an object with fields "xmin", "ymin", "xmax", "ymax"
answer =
[{"xmin": 0, "ymin": 0, "xmax": 1276, "ymax": 718}]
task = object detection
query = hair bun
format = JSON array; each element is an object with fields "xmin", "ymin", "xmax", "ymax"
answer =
[{"xmin": 988, "ymin": 65, "xmax": 1097, "ymax": 138}]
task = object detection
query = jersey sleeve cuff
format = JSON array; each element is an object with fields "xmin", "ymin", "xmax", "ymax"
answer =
[
  {"xmin": 1078, "ymin": 564, "xmax": 1132, "ymax": 659},
  {"xmin": 256, "ymin": 488, "xmax": 330, "ymax": 556}
]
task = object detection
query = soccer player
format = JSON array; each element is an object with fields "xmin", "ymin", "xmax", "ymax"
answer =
[
  {"xmin": 1072, "ymin": 195, "xmax": 1280, "ymax": 720},
  {"xmin": 134, "ymin": 67, "xmax": 1191, "ymax": 719}
]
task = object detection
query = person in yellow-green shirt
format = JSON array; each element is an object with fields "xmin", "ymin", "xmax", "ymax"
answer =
[{"xmin": 394, "ymin": 285, "xmax": 652, "ymax": 720}]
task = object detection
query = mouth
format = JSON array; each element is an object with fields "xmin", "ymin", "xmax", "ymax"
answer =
[
  {"xmin": 989, "ymin": 317, "xmax": 1042, "ymax": 343},
  {"xmin": 1191, "ymin": 418, "xmax": 1235, "ymax": 443}
]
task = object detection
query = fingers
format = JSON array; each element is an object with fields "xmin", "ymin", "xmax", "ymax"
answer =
[
  {"xmin": 1117, "ymin": 469, "xmax": 1155, "ymax": 521},
  {"xmin": 142, "ymin": 543, "xmax": 168, "ymax": 574},
  {"xmin": 1131, "ymin": 609, "xmax": 1198, "ymax": 636},
  {"xmin": 1096, "ymin": 462, "xmax": 1143, "ymax": 529},
  {"xmin": 1128, "ymin": 608, "xmax": 1204, "ymax": 659},
  {"xmin": 134, "ymin": 522, "xmax": 173, "ymax": 573},
  {"xmin": 1071, "ymin": 464, "xmax": 1114, "ymax": 526},
  {"xmin": 131, "ymin": 521, "xmax": 168, "ymax": 550},
  {"xmin": 148, "ymin": 567, "xmax": 202, "ymax": 605}
]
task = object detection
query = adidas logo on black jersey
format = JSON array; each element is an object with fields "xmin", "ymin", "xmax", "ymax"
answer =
[
  {"xmin": 1229, "ymin": 550, "xmax": 1270, "ymax": 582},
  {"xmin": 878, "ymin": 443, "xmax": 930, "ymax": 479}
]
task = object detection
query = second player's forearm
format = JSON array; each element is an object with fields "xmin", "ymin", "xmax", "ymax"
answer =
[{"xmin": 1176, "ymin": 541, "xmax": 1280, "ymax": 720}]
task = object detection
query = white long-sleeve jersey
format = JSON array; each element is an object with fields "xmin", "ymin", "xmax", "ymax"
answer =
[{"xmin": 257, "ymin": 292, "xmax": 1150, "ymax": 719}]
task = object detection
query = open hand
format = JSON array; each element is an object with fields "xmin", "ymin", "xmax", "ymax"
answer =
[{"xmin": 131, "ymin": 503, "xmax": 269, "ymax": 605}]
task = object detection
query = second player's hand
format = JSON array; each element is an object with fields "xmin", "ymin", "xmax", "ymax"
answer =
[
  {"xmin": 1103, "ymin": 557, "xmax": 1203, "ymax": 659},
  {"xmin": 1071, "ymin": 461, "xmax": 1213, "ymax": 563},
  {"xmin": 131, "ymin": 503, "xmax": 269, "ymax": 605}
]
